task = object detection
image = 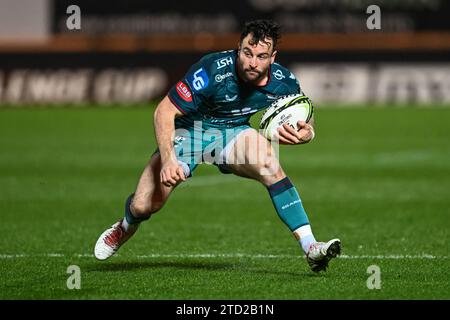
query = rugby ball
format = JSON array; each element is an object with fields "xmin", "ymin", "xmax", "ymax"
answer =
[{"xmin": 260, "ymin": 94, "xmax": 314, "ymax": 140}]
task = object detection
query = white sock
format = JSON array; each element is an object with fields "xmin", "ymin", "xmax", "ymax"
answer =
[
  {"xmin": 121, "ymin": 217, "xmax": 139, "ymax": 232},
  {"xmin": 293, "ymin": 225, "xmax": 317, "ymax": 254}
]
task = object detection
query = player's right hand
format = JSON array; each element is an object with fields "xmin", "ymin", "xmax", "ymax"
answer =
[{"xmin": 160, "ymin": 160, "xmax": 186, "ymax": 187}]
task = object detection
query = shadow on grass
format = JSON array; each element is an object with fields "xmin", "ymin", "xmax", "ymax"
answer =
[
  {"xmin": 249, "ymin": 268, "xmax": 328, "ymax": 279},
  {"xmin": 84, "ymin": 260, "xmax": 331, "ymax": 279},
  {"xmin": 84, "ymin": 260, "xmax": 235, "ymax": 272}
]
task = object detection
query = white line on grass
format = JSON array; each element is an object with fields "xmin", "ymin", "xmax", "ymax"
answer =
[
  {"xmin": 135, "ymin": 253, "xmax": 447, "ymax": 260},
  {"xmin": 0, "ymin": 253, "xmax": 447, "ymax": 259}
]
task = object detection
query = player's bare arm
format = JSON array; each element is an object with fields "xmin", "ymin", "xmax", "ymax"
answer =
[
  {"xmin": 277, "ymin": 116, "xmax": 315, "ymax": 145},
  {"xmin": 153, "ymin": 96, "xmax": 186, "ymax": 187}
]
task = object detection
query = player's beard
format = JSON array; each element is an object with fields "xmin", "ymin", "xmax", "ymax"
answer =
[
  {"xmin": 241, "ymin": 66, "xmax": 268, "ymax": 84},
  {"xmin": 244, "ymin": 68, "xmax": 263, "ymax": 81}
]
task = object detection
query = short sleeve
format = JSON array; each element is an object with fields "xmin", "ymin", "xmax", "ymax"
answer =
[
  {"xmin": 167, "ymin": 57, "xmax": 211, "ymax": 114},
  {"xmin": 289, "ymin": 71, "xmax": 302, "ymax": 94},
  {"xmin": 168, "ymin": 81, "xmax": 196, "ymax": 114}
]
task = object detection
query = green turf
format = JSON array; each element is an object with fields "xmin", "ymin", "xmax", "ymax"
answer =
[{"xmin": 0, "ymin": 106, "xmax": 449, "ymax": 299}]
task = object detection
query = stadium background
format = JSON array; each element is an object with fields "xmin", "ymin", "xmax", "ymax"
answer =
[{"xmin": 0, "ymin": 0, "xmax": 449, "ymax": 300}]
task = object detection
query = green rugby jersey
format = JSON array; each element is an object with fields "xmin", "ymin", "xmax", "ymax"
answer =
[{"xmin": 168, "ymin": 50, "xmax": 302, "ymax": 129}]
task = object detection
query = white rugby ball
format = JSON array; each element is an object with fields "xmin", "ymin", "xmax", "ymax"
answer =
[{"xmin": 260, "ymin": 94, "xmax": 314, "ymax": 140}]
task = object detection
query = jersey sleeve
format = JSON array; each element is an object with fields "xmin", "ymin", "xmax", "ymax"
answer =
[
  {"xmin": 167, "ymin": 56, "xmax": 211, "ymax": 114},
  {"xmin": 289, "ymin": 71, "xmax": 302, "ymax": 94},
  {"xmin": 271, "ymin": 63, "xmax": 303, "ymax": 96}
]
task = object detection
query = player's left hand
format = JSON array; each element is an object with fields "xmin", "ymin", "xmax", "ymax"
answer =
[{"xmin": 276, "ymin": 120, "xmax": 315, "ymax": 145}]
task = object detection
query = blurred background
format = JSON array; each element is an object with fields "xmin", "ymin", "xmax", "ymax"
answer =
[
  {"xmin": 1, "ymin": 1, "xmax": 449, "ymax": 300},
  {"xmin": 0, "ymin": 0, "xmax": 449, "ymax": 107}
]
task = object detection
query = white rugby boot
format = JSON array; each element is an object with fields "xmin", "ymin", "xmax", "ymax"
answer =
[
  {"xmin": 306, "ymin": 239, "xmax": 341, "ymax": 272},
  {"xmin": 94, "ymin": 220, "xmax": 136, "ymax": 260}
]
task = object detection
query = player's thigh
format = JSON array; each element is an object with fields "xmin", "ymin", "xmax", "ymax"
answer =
[
  {"xmin": 225, "ymin": 129, "xmax": 284, "ymax": 183},
  {"xmin": 133, "ymin": 153, "xmax": 178, "ymax": 212}
]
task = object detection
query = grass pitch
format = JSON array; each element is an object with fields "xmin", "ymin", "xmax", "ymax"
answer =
[{"xmin": 0, "ymin": 106, "xmax": 449, "ymax": 299}]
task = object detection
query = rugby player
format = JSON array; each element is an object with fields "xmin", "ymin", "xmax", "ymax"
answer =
[{"xmin": 94, "ymin": 20, "xmax": 341, "ymax": 272}]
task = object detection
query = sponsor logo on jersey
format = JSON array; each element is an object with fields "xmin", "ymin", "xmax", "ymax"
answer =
[
  {"xmin": 273, "ymin": 69, "xmax": 285, "ymax": 80},
  {"xmin": 230, "ymin": 107, "xmax": 258, "ymax": 115},
  {"xmin": 174, "ymin": 135, "xmax": 186, "ymax": 148},
  {"xmin": 225, "ymin": 94, "xmax": 238, "ymax": 101},
  {"xmin": 216, "ymin": 56, "xmax": 233, "ymax": 69},
  {"xmin": 189, "ymin": 68, "xmax": 209, "ymax": 92},
  {"xmin": 176, "ymin": 81, "xmax": 192, "ymax": 102},
  {"xmin": 215, "ymin": 72, "xmax": 233, "ymax": 83}
]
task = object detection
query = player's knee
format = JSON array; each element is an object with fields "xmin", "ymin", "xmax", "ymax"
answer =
[
  {"xmin": 260, "ymin": 157, "xmax": 280, "ymax": 176},
  {"xmin": 131, "ymin": 201, "xmax": 162, "ymax": 218},
  {"xmin": 258, "ymin": 158, "xmax": 284, "ymax": 185}
]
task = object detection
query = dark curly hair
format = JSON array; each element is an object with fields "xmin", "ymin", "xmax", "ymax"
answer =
[{"xmin": 239, "ymin": 20, "xmax": 281, "ymax": 52}]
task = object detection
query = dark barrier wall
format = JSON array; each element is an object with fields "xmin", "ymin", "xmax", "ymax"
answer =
[{"xmin": 1, "ymin": 50, "xmax": 450, "ymax": 105}]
